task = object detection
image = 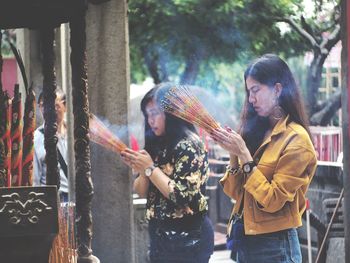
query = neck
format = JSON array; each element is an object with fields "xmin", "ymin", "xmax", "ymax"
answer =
[
  {"xmin": 268, "ymin": 116, "xmax": 280, "ymax": 127},
  {"xmin": 268, "ymin": 108, "xmax": 286, "ymax": 128},
  {"xmin": 57, "ymin": 121, "xmax": 66, "ymax": 136}
]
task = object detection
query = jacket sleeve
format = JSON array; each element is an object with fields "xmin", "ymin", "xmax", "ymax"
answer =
[
  {"xmin": 219, "ymin": 168, "xmax": 245, "ymax": 200},
  {"xmin": 168, "ymin": 140, "xmax": 208, "ymax": 207},
  {"xmin": 244, "ymin": 142, "xmax": 316, "ymax": 213}
]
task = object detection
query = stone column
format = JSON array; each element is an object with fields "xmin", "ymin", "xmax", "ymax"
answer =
[{"xmin": 86, "ymin": 0, "xmax": 134, "ymax": 262}]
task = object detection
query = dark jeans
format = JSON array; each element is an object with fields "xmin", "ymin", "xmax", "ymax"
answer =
[
  {"xmin": 59, "ymin": 192, "xmax": 68, "ymax": 203},
  {"xmin": 235, "ymin": 228, "xmax": 302, "ymax": 263},
  {"xmin": 149, "ymin": 215, "xmax": 214, "ymax": 263}
]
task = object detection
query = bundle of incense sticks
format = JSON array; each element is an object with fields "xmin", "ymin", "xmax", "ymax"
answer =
[
  {"xmin": 89, "ymin": 114, "xmax": 128, "ymax": 153},
  {"xmin": 49, "ymin": 202, "xmax": 77, "ymax": 263},
  {"xmin": 160, "ymin": 86, "xmax": 221, "ymax": 133}
]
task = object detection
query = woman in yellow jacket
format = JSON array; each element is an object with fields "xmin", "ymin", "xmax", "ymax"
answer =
[{"xmin": 211, "ymin": 54, "xmax": 317, "ymax": 263}]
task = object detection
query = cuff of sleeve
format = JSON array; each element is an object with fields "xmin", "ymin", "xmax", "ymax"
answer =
[
  {"xmin": 243, "ymin": 168, "xmax": 266, "ymax": 198},
  {"xmin": 219, "ymin": 170, "xmax": 231, "ymax": 187},
  {"xmin": 219, "ymin": 167, "xmax": 242, "ymax": 187}
]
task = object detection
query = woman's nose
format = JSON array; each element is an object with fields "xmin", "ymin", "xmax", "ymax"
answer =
[
  {"xmin": 248, "ymin": 92, "xmax": 255, "ymax": 104},
  {"xmin": 148, "ymin": 117, "xmax": 154, "ymax": 125}
]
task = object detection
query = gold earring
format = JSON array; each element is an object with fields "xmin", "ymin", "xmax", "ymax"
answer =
[
  {"xmin": 271, "ymin": 105, "xmax": 284, "ymax": 120},
  {"xmin": 270, "ymin": 95, "xmax": 284, "ymax": 120}
]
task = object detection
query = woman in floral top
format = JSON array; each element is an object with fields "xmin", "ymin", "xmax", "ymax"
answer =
[{"xmin": 121, "ymin": 83, "xmax": 214, "ymax": 262}]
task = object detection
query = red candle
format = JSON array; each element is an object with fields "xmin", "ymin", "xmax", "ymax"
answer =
[
  {"xmin": 10, "ymin": 84, "xmax": 23, "ymax": 186},
  {"xmin": 0, "ymin": 91, "xmax": 12, "ymax": 187},
  {"xmin": 21, "ymin": 86, "xmax": 36, "ymax": 186}
]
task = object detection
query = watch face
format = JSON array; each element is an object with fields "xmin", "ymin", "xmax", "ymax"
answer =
[
  {"xmin": 243, "ymin": 162, "xmax": 255, "ymax": 173},
  {"xmin": 243, "ymin": 164, "xmax": 250, "ymax": 173},
  {"xmin": 145, "ymin": 168, "xmax": 152, "ymax": 177}
]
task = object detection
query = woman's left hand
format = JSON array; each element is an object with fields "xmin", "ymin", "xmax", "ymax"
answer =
[{"xmin": 121, "ymin": 148, "xmax": 154, "ymax": 174}]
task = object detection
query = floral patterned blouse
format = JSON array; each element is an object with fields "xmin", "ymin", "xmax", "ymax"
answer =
[{"xmin": 145, "ymin": 136, "xmax": 209, "ymax": 221}]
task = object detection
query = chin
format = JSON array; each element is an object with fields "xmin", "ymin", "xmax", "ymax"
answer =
[{"xmin": 258, "ymin": 112, "xmax": 269, "ymax": 117}]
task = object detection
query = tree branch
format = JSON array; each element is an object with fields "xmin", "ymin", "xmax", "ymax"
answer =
[
  {"xmin": 301, "ymin": 15, "xmax": 316, "ymax": 41},
  {"xmin": 322, "ymin": 24, "xmax": 341, "ymax": 53},
  {"xmin": 273, "ymin": 16, "xmax": 319, "ymax": 49},
  {"xmin": 310, "ymin": 90, "xmax": 341, "ymax": 126}
]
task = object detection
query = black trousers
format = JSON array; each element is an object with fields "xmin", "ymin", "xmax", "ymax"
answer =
[{"xmin": 148, "ymin": 215, "xmax": 214, "ymax": 263}]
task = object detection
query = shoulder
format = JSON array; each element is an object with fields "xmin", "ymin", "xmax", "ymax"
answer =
[
  {"xmin": 174, "ymin": 134, "xmax": 204, "ymax": 153},
  {"xmin": 34, "ymin": 126, "xmax": 44, "ymax": 142},
  {"xmin": 286, "ymin": 122, "xmax": 314, "ymax": 151}
]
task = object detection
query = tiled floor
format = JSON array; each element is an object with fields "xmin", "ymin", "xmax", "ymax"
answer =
[
  {"xmin": 211, "ymin": 230, "xmax": 235, "ymax": 262},
  {"xmin": 209, "ymin": 250, "xmax": 235, "ymax": 262}
]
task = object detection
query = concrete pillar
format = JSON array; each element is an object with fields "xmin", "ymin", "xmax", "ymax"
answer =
[
  {"xmin": 17, "ymin": 28, "xmax": 62, "ymax": 127},
  {"xmin": 341, "ymin": 0, "xmax": 350, "ymax": 261},
  {"xmin": 86, "ymin": 1, "xmax": 134, "ymax": 262}
]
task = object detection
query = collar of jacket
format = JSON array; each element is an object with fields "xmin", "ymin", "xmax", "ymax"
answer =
[{"xmin": 253, "ymin": 115, "xmax": 290, "ymax": 159}]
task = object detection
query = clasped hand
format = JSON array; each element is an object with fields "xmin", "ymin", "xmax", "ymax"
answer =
[
  {"xmin": 210, "ymin": 127, "xmax": 250, "ymax": 161},
  {"xmin": 121, "ymin": 148, "xmax": 154, "ymax": 175}
]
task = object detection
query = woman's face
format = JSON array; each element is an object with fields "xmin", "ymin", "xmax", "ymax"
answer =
[
  {"xmin": 145, "ymin": 100, "xmax": 166, "ymax": 136},
  {"xmin": 55, "ymin": 95, "xmax": 66, "ymax": 125},
  {"xmin": 246, "ymin": 76, "xmax": 278, "ymax": 118}
]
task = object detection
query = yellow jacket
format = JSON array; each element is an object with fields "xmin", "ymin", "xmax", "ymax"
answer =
[{"xmin": 220, "ymin": 116, "xmax": 317, "ymax": 235}]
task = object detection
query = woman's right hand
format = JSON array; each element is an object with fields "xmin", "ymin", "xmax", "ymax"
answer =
[
  {"xmin": 210, "ymin": 126, "xmax": 252, "ymax": 164},
  {"xmin": 121, "ymin": 148, "xmax": 154, "ymax": 175},
  {"xmin": 120, "ymin": 148, "xmax": 134, "ymax": 168},
  {"xmin": 210, "ymin": 126, "xmax": 238, "ymax": 154}
]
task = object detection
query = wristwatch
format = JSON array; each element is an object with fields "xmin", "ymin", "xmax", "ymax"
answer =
[
  {"xmin": 242, "ymin": 161, "xmax": 256, "ymax": 174},
  {"xmin": 144, "ymin": 165, "xmax": 156, "ymax": 177},
  {"xmin": 226, "ymin": 165, "xmax": 241, "ymax": 175}
]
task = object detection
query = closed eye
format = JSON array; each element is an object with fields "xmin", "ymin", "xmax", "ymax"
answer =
[{"xmin": 248, "ymin": 86, "xmax": 260, "ymax": 96}]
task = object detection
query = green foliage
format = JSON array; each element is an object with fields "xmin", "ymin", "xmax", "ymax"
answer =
[
  {"xmin": 128, "ymin": 0, "xmax": 248, "ymax": 83},
  {"xmin": 129, "ymin": 45, "xmax": 148, "ymax": 83},
  {"xmin": 128, "ymin": 0, "xmax": 340, "ymax": 120},
  {"xmin": 0, "ymin": 30, "xmax": 16, "ymax": 58},
  {"xmin": 128, "ymin": 0, "xmax": 316, "ymax": 83}
]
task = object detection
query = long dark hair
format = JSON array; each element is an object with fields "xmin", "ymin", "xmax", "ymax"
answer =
[
  {"xmin": 240, "ymin": 54, "xmax": 311, "ymax": 155},
  {"xmin": 141, "ymin": 83, "xmax": 198, "ymax": 161}
]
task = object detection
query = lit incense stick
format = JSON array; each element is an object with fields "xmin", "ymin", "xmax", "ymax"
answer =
[{"xmin": 89, "ymin": 114, "xmax": 128, "ymax": 153}]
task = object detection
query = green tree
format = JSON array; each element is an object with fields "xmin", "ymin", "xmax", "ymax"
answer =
[
  {"xmin": 129, "ymin": 0, "xmax": 249, "ymax": 84},
  {"xmin": 129, "ymin": 0, "xmax": 341, "ymax": 125},
  {"xmin": 0, "ymin": 30, "xmax": 16, "ymax": 57},
  {"xmin": 271, "ymin": 0, "xmax": 341, "ymax": 125}
]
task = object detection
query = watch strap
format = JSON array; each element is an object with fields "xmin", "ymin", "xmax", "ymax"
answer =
[
  {"xmin": 145, "ymin": 165, "xmax": 156, "ymax": 177},
  {"xmin": 226, "ymin": 165, "xmax": 241, "ymax": 175}
]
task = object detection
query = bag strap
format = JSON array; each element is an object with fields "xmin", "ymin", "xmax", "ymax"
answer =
[
  {"xmin": 57, "ymin": 148, "xmax": 68, "ymax": 178},
  {"xmin": 39, "ymin": 128, "xmax": 68, "ymax": 178}
]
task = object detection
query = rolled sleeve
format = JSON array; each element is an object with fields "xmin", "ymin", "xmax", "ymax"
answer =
[{"xmin": 220, "ymin": 168, "xmax": 245, "ymax": 200}]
